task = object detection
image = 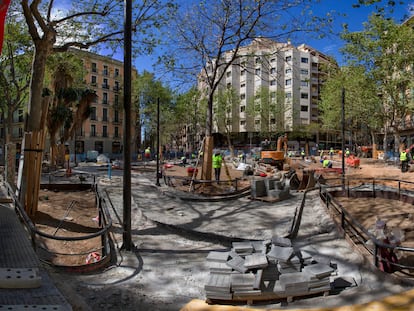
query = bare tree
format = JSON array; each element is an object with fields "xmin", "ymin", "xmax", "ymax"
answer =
[
  {"xmin": 165, "ymin": 0, "xmax": 336, "ymax": 180},
  {"xmin": 19, "ymin": 0, "xmax": 176, "ymax": 217}
]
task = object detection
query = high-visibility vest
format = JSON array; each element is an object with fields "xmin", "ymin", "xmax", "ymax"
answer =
[
  {"xmin": 212, "ymin": 154, "xmax": 222, "ymax": 168},
  {"xmin": 323, "ymin": 159, "xmax": 331, "ymax": 168},
  {"xmin": 400, "ymin": 151, "xmax": 407, "ymax": 161}
]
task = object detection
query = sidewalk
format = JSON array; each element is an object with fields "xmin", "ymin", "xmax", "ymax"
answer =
[{"xmin": 0, "ymin": 180, "xmax": 72, "ymax": 310}]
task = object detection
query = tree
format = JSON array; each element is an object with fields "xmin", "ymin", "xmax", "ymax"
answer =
[
  {"xmin": 319, "ymin": 65, "xmax": 381, "ymax": 148},
  {"xmin": 133, "ymin": 71, "xmax": 173, "ymax": 153},
  {"xmin": 18, "ymin": 0, "xmax": 176, "ymax": 217},
  {"xmin": 45, "ymin": 52, "xmax": 96, "ymax": 168},
  {"xmin": 0, "ymin": 9, "xmax": 32, "ymax": 145},
  {"xmin": 246, "ymin": 86, "xmax": 287, "ymax": 140},
  {"xmin": 214, "ymin": 87, "xmax": 239, "ymax": 155},
  {"xmin": 165, "ymin": 0, "xmax": 337, "ymax": 180},
  {"xmin": 340, "ymin": 13, "xmax": 414, "ymax": 155}
]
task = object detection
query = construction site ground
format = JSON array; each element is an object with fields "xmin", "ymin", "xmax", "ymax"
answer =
[{"xmin": 20, "ymin": 155, "xmax": 414, "ymax": 310}]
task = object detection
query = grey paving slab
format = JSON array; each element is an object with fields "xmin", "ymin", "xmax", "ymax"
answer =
[
  {"xmin": 303, "ymin": 263, "xmax": 335, "ymax": 279},
  {"xmin": 244, "ymin": 253, "xmax": 268, "ymax": 270},
  {"xmin": 204, "ymin": 272, "xmax": 231, "ymax": 291},
  {"xmin": 267, "ymin": 245, "xmax": 294, "ymax": 262},
  {"xmin": 271, "ymin": 236, "xmax": 292, "ymax": 247},
  {"xmin": 226, "ymin": 255, "xmax": 247, "ymax": 273},
  {"xmin": 206, "ymin": 251, "xmax": 230, "ymax": 262}
]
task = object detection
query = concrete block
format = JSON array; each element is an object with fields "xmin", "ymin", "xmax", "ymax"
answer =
[{"xmin": 0, "ymin": 268, "xmax": 41, "ymax": 289}]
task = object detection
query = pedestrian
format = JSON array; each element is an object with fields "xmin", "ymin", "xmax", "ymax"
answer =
[
  {"xmin": 212, "ymin": 151, "xmax": 223, "ymax": 184},
  {"xmin": 144, "ymin": 146, "xmax": 151, "ymax": 161},
  {"xmin": 400, "ymin": 149, "xmax": 409, "ymax": 173},
  {"xmin": 345, "ymin": 148, "xmax": 350, "ymax": 158},
  {"xmin": 329, "ymin": 147, "xmax": 334, "ymax": 160},
  {"xmin": 301, "ymin": 149, "xmax": 305, "ymax": 160}
]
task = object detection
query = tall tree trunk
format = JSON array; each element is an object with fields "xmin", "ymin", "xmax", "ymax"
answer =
[{"xmin": 19, "ymin": 42, "xmax": 52, "ymax": 218}]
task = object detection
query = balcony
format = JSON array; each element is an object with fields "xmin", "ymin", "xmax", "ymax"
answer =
[
  {"xmin": 102, "ymin": 84, "xmax": 109, "ymax": 89},
  {"xmin": 113, "ymin": 86, "xmax": 120, "ymax": 92}
]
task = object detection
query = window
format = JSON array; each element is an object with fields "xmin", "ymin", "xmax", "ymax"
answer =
[
  {"xmin": 103, "ymin": 65, "xmax": 109, "ymax": 76},
  {"xmin": 300, "ymin": 69, "xmax": 309, "ymax": 75},
  {"xmin": 91, "ymin": 76, "xmax": 97, "ymax": 86},
  {"xmin": 114, "ymin": 109, "xmax": 119, "ymax": 123},
  {"xmin": 255, "ymin": 119, "xmax": 260, "ymax": 125},
  {"xmin": 102, "ymin": 78, "xmax": 109, "ymax": 89},
  {"xmin": 270, "ymin": 118, "xmax": 276, "ymax": 124},
  {"xmin": 270, "ymin": 80, "xmax": 276, "ymax": 86},
  {"xmin": 285, "ymin": 79, "xmax": 292, "ymax": 86},
  {"xmin": 301, "ymin": 57, "xmax": 309, "ymax": 63},
  {"xmin": 270, "ymin": 68, "xmax": 276, "ymax": 74},
  {"xmin": 255, "ymin": 68, "xmax": 261, "ymax": 75},
  {"xmin": 90, "ymin": 107, "xmax": 97, "ymax": 120},
  {"xmin": 285, "ymin": 68, "xmax": 292, "ymax": 74},
  {"xmin": 103, "ymin": 93, "xmax": 108, "ymax": 104},
  {"xmin": 114, "ymin": 68, "xmax": 120, "ymax": 77},
  {"xmin": 240, "ymin": 120, "xmax": 246, "ymax": 126},
  {"xmin": 114, "ymin": 126, "xmax": 119, "ymax": 138},
  {"xmin": 91, "ymin": 62, "xmax": 97, "ymax": 73},
  {"xmin": 17, "ymin": 109, "xmax": 24, "ymax": 122},
  {"xmin": 114, "ymin": 81, "xmax": 120, "ymax": 91},
  {"xmin": 240, "ymin": 94, "xmax": 246, "ymax": 100},
  {"xmin": 301, "ymin": 105, "xmax": 308, "ymax": 112},
  {"xmin": 102, "ymin": 125, "xmax": 108, "ymax": 137},
  {"xmin": 285, "ymin": 92, "xmax": 292, "ymax": 98},
  {"xmin": 255, "ymin": 57, "xmax": 260, "ymax": 64},
  {"xmin": 103, "ymin": 108, "xmax": 108, "ymax": 121},
  {"xmin": 241, "ymin": 70, "xmax": 246, "ymax": 76},
  {"xmin": 270, "ymin": 58, "xmax": 276, "ymax": 63},
  {"xmin": 301, "ymin": 80, "xmax": 309, "ymax": 87},
  {"xmin": 226, "ymin": 82, "xmax": 231, "ymax": 88},
  {"xmin": 91, "ymin": 124, "xmax": 96, "ymax": 136},
  {"xmin": 301, "ymin": 93, "xmax": 309, "ymax": 99},
  {"xmin": 226, "ymin": 71, "xmax": 231, "ymax": 77},
  {"xmin": 114, "ymin": 95, "xmax": 119, "ymax": 106},
  {"xmin": 285, "ymin": 55, "xmax": 292, "ymax": 62},
  {"xmin": 240, "ymin": 106, "xmax": 246, "ymax": 112},
  {"xmin": 241, "ymin": 83, "xmax": 245, "ymax": 88}
]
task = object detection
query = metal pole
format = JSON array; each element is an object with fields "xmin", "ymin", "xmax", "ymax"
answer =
[
  {"xmin": 122, "ymin": 0, "xmax": 132, "ymax": 251},
  {"xmin": 341, "ymin": 87, "xmax": 345, "ymax": 189},
  {"xmin": 156, "ymin": 97, "xmax": 161, "ymax": 186}
]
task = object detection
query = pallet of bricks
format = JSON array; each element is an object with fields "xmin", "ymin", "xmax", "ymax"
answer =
[{"xmin": 204, "ymin": 236, "xmax": 339, "ymax": 304}]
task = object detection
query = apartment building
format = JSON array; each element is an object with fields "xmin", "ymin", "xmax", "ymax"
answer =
[
  {"xmin": 198, "ymin": 38, "xmax": 332, "ymax": 146},
  {"xmin": 70, "ymin": 49, "xmax": 138, "ymax": 159}
]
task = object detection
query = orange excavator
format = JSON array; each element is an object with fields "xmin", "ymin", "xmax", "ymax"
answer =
[{"xmin": 260, "ymin": 135, "xmax": 287, "ymax": 170}]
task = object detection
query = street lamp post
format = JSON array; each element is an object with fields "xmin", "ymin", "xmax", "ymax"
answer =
[
  {"xmin": 122, "ymin": 0, "xmax": 133, "ymax": 251},
  {"xmin": 156, "ymin": 97, "xmax": 161, "ymax": 186}
]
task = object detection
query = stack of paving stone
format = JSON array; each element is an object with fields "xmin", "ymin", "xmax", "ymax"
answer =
[{"xmin": 204, "ymin": 236, "xmax": 337, "ymax": 303}]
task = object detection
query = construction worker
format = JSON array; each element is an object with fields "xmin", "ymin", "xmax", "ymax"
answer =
[
  {"xmin": 212, "ymin": 151, "xmax": 223, "ymax": 184},
  {"xmin": 144, "ymin": 147, "xmax": 151, "ymax": 161},
  {"xmin": 345, "ymin": 148, "xmax": 350, "ymax": 158},
  {"xmin": 400, "ymin": 149, "xmax": 409, "ymax": 173},
  {"xmin": 300, "ymin": 149, "xmax": 305, "ymax": 160},
  {"xmin": 329, "ymin": 147, "xmax": 334, "ymax": 160},
  {"xmin": 322, "ymin": 156, "xmax": 332, "ymax": 168}
]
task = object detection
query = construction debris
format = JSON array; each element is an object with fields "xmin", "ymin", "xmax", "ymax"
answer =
[{"xmin": 204, "ymin": 237, "xmax": 344, "ymax": 305}]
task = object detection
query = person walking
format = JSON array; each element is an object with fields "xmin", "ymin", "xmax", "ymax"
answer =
[
  {"xmin": 400, "ymin": 149, "xmax": 409, "ymax": 173},
  {"xmin": 329, "ymin": 147, "xmax": 334, "ymax": 160},
  {"xmin": 300, "ymin": 149, "xmax": 305, "ymax": 160},
  {"xmin": 212, "ymin": 151, "xmax": 223, "ymax": 184},
  {"xmin": 144, "ymin": 147, "xmax": 151, "ymax": 161}
]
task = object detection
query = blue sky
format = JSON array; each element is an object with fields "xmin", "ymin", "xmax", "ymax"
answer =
[
  {"xmin": 132, "ymin": 1, "xmax": 414, "ymax": 75},
  {"xmin": 304, "ymin": 0, "xmax": 414, "ymax": 65}
]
